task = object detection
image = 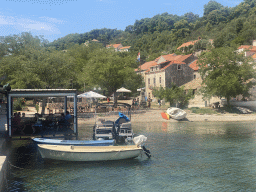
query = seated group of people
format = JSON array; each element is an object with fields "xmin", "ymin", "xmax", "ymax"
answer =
[
  {"xmin": 58, "ymin": 111, "xmax": 73, "ymax": 130},
  {"xmin": 12, "ymin": 111, "xmax": 73, "ymax": 135}
]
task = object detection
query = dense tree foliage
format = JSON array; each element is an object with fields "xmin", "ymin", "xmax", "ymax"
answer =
[
  {"xmin": 0, "ymin": 32, "xmax": 143, "ymax": 100},
  {"xmin": 47, "ymin": 0, "xmax": 256, "ymax": 58},
  {"xmin": 198, "ymin": 47, "xmax": 256, "ymax": 105},
  {"xmin": 1, "ymin": 0, "xmax": 256, "ymax": 102},
  {"xmin": 0, "ymin": 33, "xmax": 75, "ymax": 89},
  {"xmin": 153, "ymin": 85, "xmax": 194, "ymax": 108},
  {"xmin": 82, "ymin": 49, "xmax": 142, "ymax": 105}
]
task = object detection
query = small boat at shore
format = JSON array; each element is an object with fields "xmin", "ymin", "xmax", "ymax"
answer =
[
  {"xmin": 37, "ymin": 135, "xmax": 151, "ymax": 161},
  {"xmin": 166, "ymin": 107, "xmax": 187, "ymax": 120},
  {"xmin": 37, "ymin": 144, "xmax": 143, "ymax": 162},
  {"xmin": 32, "ymin": 138, "xmax": 115, "ymax": 146},
  {"xmin": 161, "ymin": 112, "xmax": 170, "ymax": 120}
]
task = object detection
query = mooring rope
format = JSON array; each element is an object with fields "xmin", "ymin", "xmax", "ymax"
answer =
[{"xmin": 7, "ymin": 160, "xmax": 24, "ymax": 170}]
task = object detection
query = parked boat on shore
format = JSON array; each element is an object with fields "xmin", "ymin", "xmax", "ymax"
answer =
[
  {"xmin": 161, "ymin": 112, "xmax": 170, "ymax": 120},
  {"xmin": 166, "ymin": 107, "xmax": 187, "ymax": 120}
]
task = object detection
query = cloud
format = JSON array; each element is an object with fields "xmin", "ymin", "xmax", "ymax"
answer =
[
  {"xmin": 5, "ymin": 0, "xmax": 77, "ymax": 5},
  {"xmin": 96, "ymin": 0, "xmax": 115, "ymax": 3},
  {"xmin": 0, "ymin": 13, "xmax": 63, "ymax": 36},
  {"xmin": 0, "ymin": 15, "xmax": 14, "ymax": 25},
  {"xmin": 39, "ymin": 16, "xmax": 65, "ymax": 24}
]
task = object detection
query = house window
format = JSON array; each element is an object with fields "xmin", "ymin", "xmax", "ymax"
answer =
[
  {"xmin": 194, "ymin": 74, "xmax": 196, "ymax": 79},
  {"xmin": 148, "ymin": 78, "xmax": 150, "ymax": 85},
  {"xmin": 153, "ymin": 77, "xmax": 156, "ymax": 85},
  {"xmin": 159, "ymin": 77, "xmax": 161, "ymax": 84},
  {"xmin": 177, "ymin": 65, "xmax": 182, "ymax": 70}
]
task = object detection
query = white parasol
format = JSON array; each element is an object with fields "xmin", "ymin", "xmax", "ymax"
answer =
[
  {"xmin": 78, "ymin": 91, "xmax": 106, "ymax": 98},
  {"xmin": 116, "ymin": 87, "xmax": 131, "ymax": 93}
]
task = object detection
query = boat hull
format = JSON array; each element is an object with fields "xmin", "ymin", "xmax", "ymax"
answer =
[
  {"xmin": 33, "ymin": 138, "xmax": 115, "ymax": 146},
  {"xmin": 166, "ymin": 107, "xmax": 187, "ymax": 120},
  {"xmin": 161, "ymin": 112, "xmax": 170, "ymax": 120},
  {"xmin": 37, "ymin": 144, "xmax": 143, "ymax": 162}
]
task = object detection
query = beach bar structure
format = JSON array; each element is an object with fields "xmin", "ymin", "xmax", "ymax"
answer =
[{"xmin": 6, "ymin": 89, "xmax": 78, "ymax": 138}]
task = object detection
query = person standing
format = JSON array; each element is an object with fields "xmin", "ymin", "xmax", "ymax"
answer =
[
  {"xmin": 148, "ymin": 97, "xmax": 151, "ymax": 108},
  {"xmin": 158, "ymin": 99, "xmax": 161, "ymax": 108}
]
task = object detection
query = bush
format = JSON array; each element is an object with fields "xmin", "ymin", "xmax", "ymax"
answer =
[
  {"xmin": 189, "ymin": 107, "xmax": 217, "ymax": 114},
  {"xmin": 13, "ymin": 98, "xmax": 26, "ymax": 111}
]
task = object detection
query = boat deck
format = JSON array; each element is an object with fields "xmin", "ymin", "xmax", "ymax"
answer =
[{"xmin": 38, "ymin": 144, "xmax": 141, "ymax": 152}]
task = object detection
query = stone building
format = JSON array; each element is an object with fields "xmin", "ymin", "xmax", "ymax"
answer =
[
  {"xmin": 136, "ymin": 53, "xmax": 197, "ymax": 99},
  {"xmin": 106, "ymin": 44, "xmax": 131, "ymax": 52}
]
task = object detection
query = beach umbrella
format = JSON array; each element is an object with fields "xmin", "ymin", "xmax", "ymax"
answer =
[
  {"xmin": 116, "ymin": 87, "xmax": 131, "ymax": 93},
  {"xmin": 78, "ymin": 91, "xmax": 106, "ymax": 98}
]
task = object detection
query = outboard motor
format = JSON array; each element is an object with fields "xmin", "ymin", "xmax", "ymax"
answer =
[{"xmin": 133, "ymin": 135, "xmax": 151, "ymax": 158}]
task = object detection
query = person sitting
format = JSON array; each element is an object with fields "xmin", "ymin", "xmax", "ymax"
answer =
[
  {"xmin": 60, "ymin": 111, "xmax": 72, "ymax": 131},
  {"xmin": 58, "ymin": 113, "xmax": 66, "ymax": 126},
  {"xmin": 57, "ymin": 113, "xmax": 70, "ymax": 131},
  {"xmin": 65, "ymin": 111, "xmax": 72, "ymax": 121},
  {"xmin": 12, "ymin": 112, "xmax": 24, "ymax": 135}
]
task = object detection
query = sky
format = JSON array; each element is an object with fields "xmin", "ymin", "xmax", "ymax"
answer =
[{"xmin": 0, "ymin": 0, "xmax": 244, "ymax": 42}]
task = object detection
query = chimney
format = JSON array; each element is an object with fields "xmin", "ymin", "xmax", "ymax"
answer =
[{"xmin": 253, "ymin": 40, "xmax": 256, "ymax": 46}]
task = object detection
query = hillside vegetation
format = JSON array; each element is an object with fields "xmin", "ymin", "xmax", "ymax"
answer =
[
  {"xmin": 49, "ymin": 0, "xmax": 256, "ymax": 60},
  {"xmin": 1, "ymin": 0, "xmax": 256, "ymax": 95}
]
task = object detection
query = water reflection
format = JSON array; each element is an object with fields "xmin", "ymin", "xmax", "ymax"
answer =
[{"xmin": 5, "ymin": 121, "xmax": 256, "ymax": 191}]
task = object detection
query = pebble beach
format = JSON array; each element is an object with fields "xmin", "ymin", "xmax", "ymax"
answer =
[{"xmin": 78, "ymin": 109, "xmax": 256, "ymax": 124}]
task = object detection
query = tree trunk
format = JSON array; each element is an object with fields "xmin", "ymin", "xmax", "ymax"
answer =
[
  {"xmin": 41, "ymin": 97, "xmax": 46, "ymax": 115},
  {"xmin": 226, "ymin": 96, "xmax": 230, "ymax": 107},
  {"xmin": 113, "ymin": 91, "xmax": 118, "ymax": 108}
]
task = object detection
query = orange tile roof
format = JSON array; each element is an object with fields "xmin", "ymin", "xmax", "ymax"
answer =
[
  {"xmin": 160, "ymin": 53, "xmax": 176, "ymax": 61},
  {"xmin": 177, "ymin": 40, "xmax": 198, "ymax": 50},
  {"xmin": 189, "ymin": 60, "xmax": 199, "ymax": 71},
  {"xmin": 161, "ymin": 54, "xmax": 192, "ymax": 62},
  {"xmin": 136, "ymin": 53, "xmax": 193, "ymax": 72},
  {"xmin": 238, "ymin": 45, "xmax": 252, "ymax": 50},
  {"xmin": 237, "ymin": 45, "xmax": 256, "ymax": 52},
  {"xmin": 106, "ymin": 44, "xmax": 122, "ymax": 48},
  {"xmin": 119, "ymin": 46, "xmax": 131, "ymax": 50},
  {"xmin": 135, "ymin": 60, "xmax": 157, "ymax": 72}
]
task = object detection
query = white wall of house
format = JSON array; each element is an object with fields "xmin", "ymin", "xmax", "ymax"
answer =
[
  {"xmin": 253, "ymin": 40, "xmax": 256, "ymax": 46},
  {"xmin": 193, "ymin": 71, "xmax": 200, "ymax": 79}
]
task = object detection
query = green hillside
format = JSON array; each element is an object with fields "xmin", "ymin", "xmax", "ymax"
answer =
[
  {"xmin": 1, "ymin": 0, "xmax": 256, "ymax": 94},
  {"xmin": 49, "ymin": 0, "xmax": 256, "ymax": 59}
]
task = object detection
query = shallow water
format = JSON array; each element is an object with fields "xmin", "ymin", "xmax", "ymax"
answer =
[{"xmin": 5, "ymin": 121, "xmax": 256, "ymax": 191}]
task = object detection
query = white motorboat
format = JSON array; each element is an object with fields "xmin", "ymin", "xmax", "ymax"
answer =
[
  {"xmin": 93, "ymin": 120, "xmax": 115, "ymax": 140},
  {"xmin": 37, "ymin": 144, "xmax": 143, "ymax": 162},
  {"xmin": 32, "ymin": 138, "xmax": 115, "ymax": 146},
  {"xmin": 166, "ymin": 107, "xmax": 187, "ymax": 120},
  {"xmin": 37, "ymin": 135, "xmax": 150, "ymax": 161},
  {"xmin": 93, "ymin": 112, "xmax": 133, "ymax": 141}
]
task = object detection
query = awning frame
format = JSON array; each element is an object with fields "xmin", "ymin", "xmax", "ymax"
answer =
[{"xmin": 7, "ymin": 89, "xmax": 78, "ymax": 138}]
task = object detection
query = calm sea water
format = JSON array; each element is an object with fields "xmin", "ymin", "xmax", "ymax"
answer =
[{"xmin": 4, "ymin": 121, "xmax": 256, "ymax": 192}]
